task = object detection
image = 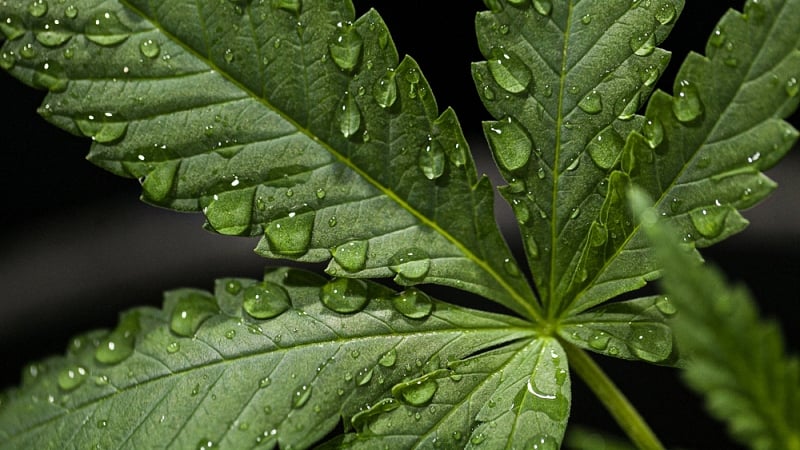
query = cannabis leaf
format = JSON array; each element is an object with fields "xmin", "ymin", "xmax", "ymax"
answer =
[
  {"xmin": 0, "ymin": 0, "xmax": 536, "ymax": 319},
  {"xmin": 636, "ymin": 192, "xmax": 800, "ymax": 450},
  {"xmin": 0, "ymin": 268, "xmax": 535, "ymax": 449}
]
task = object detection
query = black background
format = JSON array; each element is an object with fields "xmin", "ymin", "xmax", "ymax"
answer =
[{"xmin": 1, "ymin": 1, "xmax": 798, "ymax": 448}]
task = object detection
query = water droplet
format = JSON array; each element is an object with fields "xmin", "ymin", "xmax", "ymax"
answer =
[
  {"xmin": 64, "ymin": 5, "xmax": 79, "ymax": 19},
  {"xmin": 169, "ymin": 292, "xmax": 219, "ymax": 337},
  {"xmin": 655, "ymin": 296, "xmax": 677, "ymax": 315},
  {"xmin": 419, "ymin": 137, "xmax": 445, "ymax": 180},
  {"xmin": 134, "ymin": 38, "xmax": 161, "ymax": 59},
  {"xmin": 350, "ymin": 398, "xmax": 399, "ymax": 433},
  {"xmin": 320, "ymin": 278, "xmax": 369, "ymax": 314},
  {"xmin": 525, "ymin": 434, "xmax": 559, "ymax": 450},
  {"xmin": 225, "ymin": 329, "xmax": 236, "ymax": 339},
  {"xmin": 642, "ymin": 117, "xmax": 664, "ymax": 148},
  {"xmin": 487, "ymin": 47, "xmax": 533, "ymax": 94},
  {"xmin": 85, "ymin": 11, "xmax": 132, "ymax": 46},
  {"xmin": 19, "ymin": 43, "xmax": 37, "ymax": 59},
  {"xmin": 388, "ymin": 248, "xmax": 431, "ymax": 283},
  {"xmin": 379, "ymin": 348, "xmax": 397, "ymax": 367},
  {"xmin": 75, "ymin": 113, "xmax": 128, "ymax": 143},
  {"xmin": 533, "ymin": 0, "xmax": 553, "ymax": 16},
  {"xmin": 95, "ymin": 312, "xmax": 139, "ymax": 364},
  {"xmin": 629, "ymin": 30, "xmax": 656, "ymax": 56},
  {"xmin": 0, "ymin": 51, "xmax": 16, "ymax": 70},
  {"xmin": 336, "ymin": 91, "xmax": 361, "ymax": 139},
  {"xmin": 589, "ymin": 222, "xmax": 608, "ymax": 247},
  {"xmin": 689, "ymin": 206, "xmax": 728, "ymax": 239},
  {"xmin": 243, "ymin": 281, "xmax": 291, "ymax": 319},
  {"xmin": 566, "ymin": 155, "xmax": 581, "ymax": 171},
  {"xmin": 654, "ymin": 1, "xmax": 676, "ymax": 25},
  {"xmin": 578, "ymin": 90, "xmax": 603, "ymax": 114},
  {"xmin": 570, "ymin": 207, "xmax": 581, "ymax": 219},
  {"xmin": 587, "ymin": 127, "xmax": 624, "ymax": 170},
  {"xmin": 581, "ymin": 14, "xmax": 592, "ymax": 24},
  {"xmin": 0, "ymin": 14, "xmax": 26, "ymax": 40},
  {"xmin": 393, "ymin": 376, "xmax": 438, "ymax": 406},
  {"xmin": 355, "ymin": 367, "xmax": 373, "ymax": 386},
  {"xmin": 485, "ymin": 117, "xmax": 532, "ymax": 172},
  {"xmin": 96, "ymin": 419, "xmax": 108, "ymax": 428},
  {"xmin": 391, "ymin": 288, "xmax": 433, "ymax": 319},
  {"xmin": 329, "ymin": 21, "xmax": 362, "ymax": 72},
  {"xmin": 264, "ymin": 211, "xmax": 315, "ymax": 257},
  {"xmin": 483, "ymin": 0, "xmax": 503, "ymax": 13},
  {"xmin": 373, "ymin": 69, "xmax": 397, "ymax": 108},
  {"xmin": 332, "ymin": 240, "xmax": 369, "ymax": 272},
  {"xmin": 272, "ymin": 0, "xmax": 301, "ymax": 14},
  {"xmin": 709, "ymin": 27, "xmax": 725, "ymax": 47},
  {"xmin": 223, "ymin": 48, "xmax": 234, "ymax": 63},
  {"xmin": 28, "ymin": 0, "xmax": 48, "ymax": 17},
  {"xmin": 673, "ymin": 80, "xmax": 704, "ymax": 122},
  {"xmin": 292, "ymin": 384, "xmax": 312, "ymax": 408},
  {"xmin": 503, "ymin": 258, "xmax": 521, "ymax": 277},
  {"xmin": 744, "ymin": 0, "xmax": 766, "ymax": 22},
  {"xmin": 225, "ymin": 280, "xmax": 242, "ymax": 295},
  {"xmin": 166, "ymin": 341, "xmax": 181, "ymax": 354},
  {"xmin": 33, "ymin": 61, "xmax": 69, "ymax": 93},
  {"xmin": 786, "ymin": 77, "xmax": 799, "ymax": 97},
  {"xmin": 197, "ymin": 438, "xmax": 215, "ymax": 450},
  {"xmin": 58, "ymin": 365, "xmax": 88, "ymax": 391},
  {"xmin": 588, "ymin": 331, "xmax": 611, "ymax": 350},
  {"xmin": 35, "ymin": 20, "xmax": 72, "ymax": 47},
  {"xmin": 328, "ymin": 216, "xmax": 337, "ymax": 227},
  {"xmin": 615, "ymin": 92, "xmax": 641, "ymax": 120}
]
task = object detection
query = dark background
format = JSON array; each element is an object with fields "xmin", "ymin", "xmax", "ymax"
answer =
[{"xmin": 1, "ymin": 1, "xmax": 798, "ymax": 448}]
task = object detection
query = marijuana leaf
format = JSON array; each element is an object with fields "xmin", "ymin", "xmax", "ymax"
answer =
[
  {"xmin": 0, "ymin": 268, "xmax": 533, "ymax": 449},
  {"xmin": 0, "ymin": 0, "xmax": 536, "ymax": 318},
  {"xmin": 636, "ymin": 191, "xmax": 800, "ymax": 450}
]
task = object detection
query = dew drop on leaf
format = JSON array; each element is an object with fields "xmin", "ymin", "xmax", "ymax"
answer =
[
  {"xmin": 32, "ymin": 61, "xmax": 69, "ymax": 93},
  {"xmin": 329, "ymin": 21, "xmax": 362, "ymax": 72},
  {"xmin": 709, "ymin": 27, "xmax": 726, "ymax": 48},
  {"xmin": 336, "ymin": 91, "xmax": 362, "ymax": 138},
  {"xmin": 487, "ymin": 47, "xmax": 533, "ymax": 94},
  {"xmin": 272, "ymin": 0, "xmax": 301, "ymax": 14},
  {"xmin": 85, "ymin": 11, "xmax": 132, "ymax": 46},
  {"xmin": 320, "ymin": 278, "xmax": 369, "ymax": 313},
  {"xmin": 0, "ymin": 14, "xmax": 25, "ymax": 41},
  {"xmin": 138, "ymin": 38, "xmax": 160, "ymax": 58},
  {"xmin": 419, "ymin": 137, "xmax": 446, "ymax": 180},
  {"xmin": 388, "ymin": 248, "xmax": 431, "ymax": 283},
  {"xmin": 533, "ymin": 0, "xmax": 553, "ymax": 16},
  {"xmin": 355, "ymin": 367, "xmax": 373, "ymax": 386},
  {"xmin": 373, "ymin": 69, "xmax": 397, "ymax": 108},
  {"xmin": 485, "ymin": 117, "xmax": 533, "ymax": 172},
  {"xmin": 654, "ymin": 1, "xmax": 676, "ymax": 25},
  {"xmin": 64, "ymin": 5, "xmax": 79, "ymax": 19},
  {"xmin": 578, "ymin": 90, "xmax": 603, "ymax": 114},
  {"xmin": 525, "ymin": 435, "xmax": 559, "ymax": 450},
  {"xmin": 331, "ymin": 240, "xmax": 369, "ymax": 272},
  {"xmin": 35, "ymin": 21, "xmax": 72, "ymax": 48},
  {"xmin": 264, "ymin": 211, "xmax": 315, "ymax": 257},
  {"xmin": 243, "ymin": 281, "xmax": 291, "ymax": 319},
  {"xmin": 95, "ymin": 312, "xmax": 139, "ymax": 364},
  {"xmin": 394, "ymin": 377, "xmax": 438, "ymax": 406},
  {"xmin": 673, "ymin": 80, "xmax": 704, "ymax": 122},
  {"xmin": 28, "ymin": 0, "xmax": 48, "ymax": 17},
  {"xmin": 587, "ymin": 127, "xmax": 624, "ymax": 170},
  {"xmin": 0, "ymin": 51, "xmax": 16, "ymax": 70},
  {"xmin": 391, "ymin": 287, "xmax": 434, "ymax": 319},
  {"xmin": 75, "ymin": 113, "xmax": 128, "ymax": 143},
  {"xmin": 292, "ymin": 384, "xmax": 312, "ymax": 408},
  {"xmin": 581, "ymin": 14, "xmax": 592, "ymax": 24},
  {"xmin": 225, "ymin": 280, "xmax": 242, "ymax": 295},
  {"xmin": 689, "ymin": 206, "xmax": 729, "ymax": 239},
  {"xmin": 786, "ymin": 77, "xmax": 798, "ymax": 97},
  {"xmin": 615, "ymin": 92, "xmax": 641, "ymax": 120},
  {"xmin": 503, "ymin": 258, "xmax": 521, "ymax": 277},
  {"xmin": 379, "ymin": 348, "xmax": 397, "ymax": 367},
  {"xmin": 19, "ymin": 43, "xmax": 37, "ymax": 59},
  {"xmin": 629, "ymin": 30, "xmax": 656, "ymax": 56},
  {"xmin": 58, "ymin": 365, "xmax": 88, "ymax": 391},
  {"xmin": 169, "ymin": 292, "xmax": 219, "ymax": 337},
  {"xmin": 166, "ymin": 342, "xmax": 180, "ymax": 354},
  {"xmin": 588, "ymin": 331, "xmax": 611, "ymax": 350},
  {"xmin": 642, "ymin": 117, "xmax": 664, "ymax": 149},
  {"xmin": 655, "ymin": 296, "xmax": 677, "ymax": 315}
]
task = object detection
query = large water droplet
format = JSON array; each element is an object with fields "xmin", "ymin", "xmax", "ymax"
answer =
[
  {"xmin": 85, "ymin": 11, "xmax": 132, "ymax": 46},
  {"xmin": 391, "ymin": 287, "xmax": 433, "ymax": 319},
  {"xmin": 673, "ymin": 80, "xmax": 704, "ymax": 122},
  {"xmin": 0, "ymin": 51, "xmax": 16, "ymax": 70},
  {"xmin": 533, "ymin": 0, "xmax": 553, "ymax": 16},
  {"xmin": 95, "ymin": 312, "xmax": 139, "ymax": 364},
  {"xmin": 588, "ymin": 331, "xmax": 611, "ymax": 350},
  {"xmin": 58, "ymin": 365, "xmax": 88, "ymax": 391},
  {"xmin": 32, "ymin": 61, "xmax": 69, "ymax": 93},
  {"xmin": 587, "ymin": 127, "xmax": 624, "ymax": 170},
  {"xmin": 320, "ymin": 278, "xmax": 369, "ymax": 313},
  {"xmin": 642, "ymin": 117, "xmax": 664, "ymax": 149},
  {"xmin": 332, "ymin": 240, "xmax": 369, "ymax": 272},
  {"xmin": 629, "ymin": 30, "xmax": 656, "ymax": 56},
  {"xmin": 292, "ymin": 384, "xmax": 312, "ymax": 408},
  {"xmin": 379, "ymin": 348, "xmax": 397, "ymax": 367},
  {"xmin": 243, "ymin": 281, "xmax": 291, "ymax": 319},
  {"xmin": 487, "ymin": 47, "xmax": 533, "ymax": 94},
  {"xmin": 75, "ymin": 113, "xmax": 128, "ymax": 143},
  {"xmin": 373, "ymin": 69, "xmax": 397, "ymax": 108},
  {"xmin": 654, "ymin": 1, "xmax": 676, "ymax": 24},
  {"xmin": 655, "ymin": 296, "xmax": 677, "ymax": 315},
  {"xmin": 273, "ymin": 0, "xmax": 301, "ymax": 14},
  {"xmin": 393, "ymin": 376, "xmax": 438, "ymax": 406},
  {"xmin": 485, "ymin": 117, "xmax": 532, "ymax": 172},
  {"xmin": 170, "ymin": 292, "xmax": 219, "ymax": 337},
  {"xmin": 1, "ymin": 14, "xmax": 26, "ymax": 40},
  {"xmin": 64, "ymin": 5, "xmax": 79, "ymax": 19},
  {"xmin": 336, "ymin": 91, "xmax": 361, "ymax": 139},
  {"xmin": 329, "ymin": 22, "xmax": 362, "ymax": 72},
  {"xmin": 139, "ymin": 38, "xmax": 160, "ymax": 58},
  {"xmin": 28, "ymin": 0, "xmax": 49, "ymax": 17},
  {"xmin": 264, "ymin": 211, "xmax": 315, "ymax": 257},
  {"xmin": 419, "ymin": 137, "xmax": 445, "ymax": 180},
  {"xmin": 689, "ymin": 206, "xmax": 728, "ymax": 239},
  {"xmin": 35, "ymin": 20, "xmax": 72, "ymax": 47},
  {"xmin": 578, "ymin": 90, "xmax": 603, "ymax": 114},
  {"xmin": 388, "ymin": 248, "xmax": 431, "ymax": 283}
]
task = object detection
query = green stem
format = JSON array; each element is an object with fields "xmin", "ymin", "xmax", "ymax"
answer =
[{"xmin": 563, "ymin": 341, "xmax": 665, "ymax": 450}]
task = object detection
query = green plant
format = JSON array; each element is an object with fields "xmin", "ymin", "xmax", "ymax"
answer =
[{"xmin": 0, "ymin": 0, "xmax": 797, "ymax": 449}]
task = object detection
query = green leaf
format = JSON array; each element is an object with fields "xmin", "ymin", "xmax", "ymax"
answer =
[
  {"xmin": 561, "ymin": 0, "xmax": 800, "ymax": 317},
  {"xmin": 0, "ymin": 268, "xmax": 534, "ymax": 449},
  {"xmin": 473, "ymin": 0, "xmax": 684, "ymax": 316},
  {"xmin": 0, "ymin": 0, "xmax": 537, "ymax": 319},
  {"xmin": 636, "ymin": 192, "xmax": 800, "ymax": 450}
]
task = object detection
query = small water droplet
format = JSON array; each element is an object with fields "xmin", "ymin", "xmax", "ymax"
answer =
[
  {"xmin": 64, "ymin": 5, "xmax": 79, "ymax": 19},
  {"xmin": 570, "ymin": 207, "xmax": 581, "ymax": 219},
  {"xmin": 487, "ymin": 47, "xmax": 533, "ymax": 94},
  {"xmin": 709, "ymin": 27, "xmax": 725, "ymax": 48},
  {"xmin": 393, "ymin": 376, "xmax": 438, "ymax": 406},
  {"xmin": 587, "ymin": 127, "xmax": 624, "ymax": 170},
  {"xmin": 485, "ymin": 117, "xmax": 532, "ymax": 172},
  {"xmin": 388, "ymin": 248, "xmax": 431, "ymax": 283},
  {"xmin": 85, "ymin": 11, "xmax": 132, "ymax": 46},
  {"xmin": 75, "ymin": 113, "xmax": 128, "ymax": 143},
  {"xmin": 655, "ymin": 296, "xmax": 677, "ymax": 315},
  {"xmin": 336, "ymin": 91, "xmax": 361, "ymax": 139},
  {"xmin": 654, "ymin": 1, "xmax": 676, "ymax": 25},
  {"xmin": 503, "ymin": 258, "xmax": 521, "ymax": 277},
  {"xmin": 166, "ymin": 341, "xmax": 181, "ymax": 354},
  {"xmin": 33, "ymin": 61, "xmax": 69, "ymax": 92},
  {"xmin": 578, "ymin": 90, "xmax": 603, "ymax": 114},
  {"xmin": 58, "ymin": 365, "xmax": 88, "ymax": 391},
  {"xmin": 169, "ymin": 292, "xmax": 219, "ymax": 337},
  {"xmin": 35, "ymin": 20, "xmax": 72, "ymax": 47},
  {"xmin": 332, "ymin": 240, "xmax": 369, "ymax": 272},
  {"xmin": 292, "ymin": 384, "xmax": 312, "ymax": 408},
  {"xmin": 419, "ymin": 137, "xmax": 446, "ymax": 180},
  {"xmin": 136, "ymin": 38, "xmax": 161, "ymax": 59},
  {"xmin": 673, "ymin": 80, "xmax": 704, "ymax": 122},
  {"xmin": 243, "ymin": 281, "xmax": 291, "ymax": 319},
  {"xmin": 0, "ymin": 14, "xmax": 26, "ymax": 40},
  {"xmin": 642, "ymin": 118, "xmax": 664, "ymax": 149},
  {"xmin": 320, "ymin": 278, "xmax": 369, "ymax": 313},
  {"xmin": 786, "ymin": 77, "xmax": 799, "ymax": 97},
  {"xmin": 373, "ymin": 69, "xmax": 397, "ymax": 108},
  {"xmin": 19, "ymin": 43, "xmax": 37, "ymax": 59},
  {"xmin": 197, "ymin": 438, "xmax": 215, "ymax": 450},
  {"xmin": 95, "ymin": 312, "xmax": 139, "ymax": 364},
  {"xmin": 532, "ymin": 0, "xmax": 553, "ymax": 16},
  {"xmin": 391, "ymin": 287, "xmax": 433, "ymax": 319},
  {"xmin": 629, "ymin": 30, "xmax": 656, "ymax": 56},
  {"xmin": 28, "ymin": 0, "xmax": 49, "ymax": 17},
  {"xmin": 566, "ymin": 154, "xmax": 581, "ymax": 171},
  {"xmin": 581, "ymin": 14, "xmax": 592, "ymax": 24},
  {"xmin": 225, "ymin": 329, "xmax": 236, "ymax": 339},
  {"xmin": 264, "ymin": 211, "xmax": 315, "ymax": 257},
  {"xmin": 0, "ymin": 51, "xmax": 16, "ymax": 70},
  {"xmin": 329, "ymin": 21, "xmax": 362, "ymax": 72},
  {"xmin": 689, "ymin": 206, "xmax": 728, "ymax": 239},
  {"xmin": 588, "ymin": 331, "xmax": 611, "ymax": 350},
  {"xmin": 615, "ymin": 92, "xmax": 641, "ymax": 120},
  {"xmin": 225, "ymin": 280, "xmax": 242, "ymax": 295},
  {"xmin": 355, "ymin": 367, "xmax": 373, "ymax": 386},
  {"xmin": 379, "ymin": 348, "xmax": 397, "ymax": 367}
]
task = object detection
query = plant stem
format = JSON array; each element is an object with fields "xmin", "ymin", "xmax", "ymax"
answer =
[{"xmin": 562, "ymin": 341, "xmax": 665, "ymax": 450}]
